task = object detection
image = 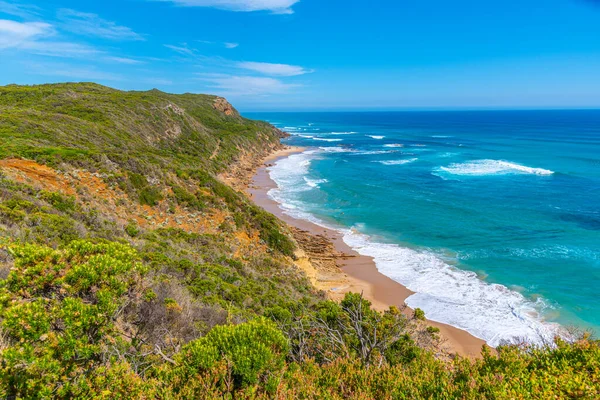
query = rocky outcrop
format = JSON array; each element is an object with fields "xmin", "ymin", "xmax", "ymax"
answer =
[
  {"xmin": 164, "ymin": 103, "xmax": 185, "ymax": 116},
  {"xmin": 272, "ymin": 127, "xmax": 290, "ymax": 139},
  {"xmin": 213, "ymin": 97, "xmax": 238, "ymax": 116}
]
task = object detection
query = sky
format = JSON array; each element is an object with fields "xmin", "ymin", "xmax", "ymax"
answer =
[{"xmin": 1, "ymin": 0, "xmax": 600, "ymax": 111}]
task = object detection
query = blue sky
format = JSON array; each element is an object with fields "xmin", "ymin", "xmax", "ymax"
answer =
[{"xmin": 1, "ymin": 0, "xmax": 600, "ymax": 111}]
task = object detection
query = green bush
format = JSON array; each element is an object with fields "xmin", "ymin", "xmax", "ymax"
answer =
[
  {"xmin": 180, "ymin": 318, "xmax": 289, "ymax": 391},
  {"xmin": 0, "ymin": 240, "xmax": 145, "ymax": 399},
  {"xmin": 171, "ymin": 185, "xmax": 205, "ymax": 210},
  {"xmin": 39, "ymin": 191, "xmax": 76, "ymax": 213},
  {"xmin": 413, "ymin": 308, "xmax": 426, "ymax": 321},
  {"xmin": 139, "ymin": 187, "xmax": 163, "ymax": 206},
  {"xmin": 125, "ymin": 222, "xmax": 140, "ymax": 237}
]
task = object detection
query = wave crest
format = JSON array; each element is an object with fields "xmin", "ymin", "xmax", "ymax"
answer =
[
  {"xmin": 377, "ymin": 158, "xmax": 418, "ymax": 165},
  {"xmin": 438, "ymin": 160, "xmax": 554, "ymax": 176}
]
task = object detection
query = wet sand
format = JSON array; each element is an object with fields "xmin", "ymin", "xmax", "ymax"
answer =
[{"xmin": 248, "ymin": 146, "xmax": 488, "ymax": 358}]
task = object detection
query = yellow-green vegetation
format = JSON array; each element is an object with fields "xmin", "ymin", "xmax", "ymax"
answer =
[{"xmin": 0, "ymin": 83, "xmax": 598, "ymax": 399}]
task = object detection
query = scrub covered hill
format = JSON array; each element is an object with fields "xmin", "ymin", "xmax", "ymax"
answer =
[{"xmin": 0, "ymin": 83, "xmax": 598, "ymax": 399}]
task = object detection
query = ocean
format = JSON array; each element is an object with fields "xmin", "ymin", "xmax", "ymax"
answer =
[{"xmin": 246, "ymin": 110, "xmax": 600, "ymax": 347}]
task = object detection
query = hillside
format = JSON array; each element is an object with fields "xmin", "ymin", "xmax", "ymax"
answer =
[{"xmin": 0, "ymin": 83, "xmax": 598, "ymax": 399}]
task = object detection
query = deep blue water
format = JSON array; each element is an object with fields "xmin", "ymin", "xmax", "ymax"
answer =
[{"xmin": 246, "ymin": 110, "xmax": 600, "ymax": 346}]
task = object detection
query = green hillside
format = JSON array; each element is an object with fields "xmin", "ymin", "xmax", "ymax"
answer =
[{"xmin": 0, "ymin": 83, "xmax": 598, "ymax": 399}]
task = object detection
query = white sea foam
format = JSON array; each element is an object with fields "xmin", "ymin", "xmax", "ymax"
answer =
[
  {"xmin": 376, "ymin": 158, "xmax": 418, "ymax": 165},
  {"xmin": 319, "ymin": 146, "xmax": 355, "ymax": 153},
  {"xmin": 299, "ymin": 135, "xmax": 314, "ymax": 138},
  {"xmin": 432, "ymin": 135, "xmax": 453, "ymax": 138},
  {"xmin": 438, "ymin": 160, "xmax": 555, "ymax": 176},
  {"xmin": 341, "ymin": 230, "xmax": 564, "ymax": 347},
  {"xmin": 303, "ymin": 177, "xmax": 328, "ymax": 188},
  {"xmin": 438, "ymin": 152, "xmax": 459, "ymax": 158},
  {"xmin": 313, "ymin": 138, "xmax": 343, "ymax": 142},
  {"xmin": 368, "ymin": 135, "xmax": 385, "ymax": 139},
  {"xmin": 266, "ymin": 149, "xmax": 565, "ymax": 348},
  {"xmin": 351, "ymin": 150, "xmax": 398, "ymax": 155},
  {"xmin": 384, "ymin": 144, "xmax": 404, "ymax": 148},
  {"xmin": 330, "ymin": 131, "xmax": 358, "ymax": 135}
]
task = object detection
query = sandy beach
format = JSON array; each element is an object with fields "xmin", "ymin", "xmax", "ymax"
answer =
[{"xmin": 247, "ymin": 146, "xmax": 488, "ymax": 358}]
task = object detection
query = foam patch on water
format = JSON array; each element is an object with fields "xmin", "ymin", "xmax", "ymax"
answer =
[
  {"xmin": 352, "ymin": 150, "xmax": 398, "ymax": 155},
  {"xmin": 303, "ymin": 177, "xmax": 328, "ymax": 188},
  {"xmin": 376, "ymin": 158, "xmax": 418, "ymax": 165},
  {"xmin": 438, "ymin": 152, "xmax": 459, "ymax": 158},
  {"xmin": 330, "ymin": 131, "xmax": 358, "ymax": 135},
  {"xmin": 368, "ymin": 135, "xmax": 385, "ymax": 139},
  {"xmin": 319, "ymin": 146, "xmax": 355, "ymax": 153},
  {"xmin": 313, "ymin": 138, "xmax": 343, "ymax": 142},
  {"xmin": 384, "ymin": 144, "xmax": 404, "ymax": 148},
  {"xmin": 437, "ymin": 160, "xmax": 555, "ymax": 176},
  {"xmin": 267, "ymin": 149, "xmax": 566, "ymax": 348}
]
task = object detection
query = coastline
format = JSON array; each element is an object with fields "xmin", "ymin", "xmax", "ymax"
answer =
[{"xmin": 246, "ymin": 146, "xmax": 488, "ymax": 358}]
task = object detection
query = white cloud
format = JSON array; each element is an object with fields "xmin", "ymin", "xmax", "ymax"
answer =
[
  {"xmin": 198, "ymin": 74, "xmax": 299, "ymax": 95},
  {"xmin": 158, "ymin": 0, "xmax": 300, "ymax": 14},
  {"xmin": 57, "ymin": 9, "xmax": 144, "ymax": 41},
  {"xmin": 237, "ymin": 61, "xmax": 312, "ymax": 76},
  {"xmin": 0, "ymin": 19, "xmax": 103, "ymax": 58},
  {"xmin": 21, "ymin": 40, "xmax": 100, "ymax": 58},
  {"xmin": 0, "ymin": 1, "xmax": 40, "ymax": 18},
  {"xmin": 164, "ymin": 43, "xmax": 195, "ymax": 56},
  {"xmin": 0, "ymin": 19, "xmax": 53, "ymax": 49},
  {"xmin": 196, "ymin": 40, "xmax": 239, "ymax": 49},
  {"xmin": 104, "ymin": 56, "xmax": 144, "ymax": 65}
]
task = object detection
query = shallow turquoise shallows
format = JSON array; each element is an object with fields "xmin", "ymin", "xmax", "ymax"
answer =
[{"xmin": 246, "ymin": 110, "xmax": 600, "ymax": 346}]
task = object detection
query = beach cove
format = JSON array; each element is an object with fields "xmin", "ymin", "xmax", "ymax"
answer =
[{"xmin": 246, "ymin": 146, "xmax": 487, "ymax": 357}]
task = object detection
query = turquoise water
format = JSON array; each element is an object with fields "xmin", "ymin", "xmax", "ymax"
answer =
[{"xmin": 246, "ymin": 111, "xmax": 600, "ymax": 346}]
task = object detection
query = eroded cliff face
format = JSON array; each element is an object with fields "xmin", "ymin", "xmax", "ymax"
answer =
[{"xmin": 213, "ymin": 97, "xmax": 238, "ymax": 116}]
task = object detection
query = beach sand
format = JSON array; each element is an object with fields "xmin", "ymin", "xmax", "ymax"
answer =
[{"xmin": 247, "ymin": 146, "xmax": 488, "ymax": 358}]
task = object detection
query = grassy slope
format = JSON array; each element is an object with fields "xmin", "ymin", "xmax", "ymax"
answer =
[
  {"xmin": 0, "ymin": 82, "xmax": 313, "ymax": 315},
  {"xmin": 0, "ymin": 82, "xmax": 279, "ymax": 172},
  {"xmin": 0, "ymin": 83, "xmax": 598, "ymax": 399}
]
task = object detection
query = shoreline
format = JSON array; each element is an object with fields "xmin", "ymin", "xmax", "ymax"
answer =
[{"xmin": 247, "ymin": 146, "xmax": 488, "ymax": 358}]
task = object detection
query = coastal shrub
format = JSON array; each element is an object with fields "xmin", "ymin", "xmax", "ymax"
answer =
[
  {"xmin": 29, "ymin": 212, "xmax": 81, "ymax": 244},
  {"xmin": 426, "ymin": 326, "xmax": 440, "ymax": 336},
  {"xmin": 128, "ymin": 173, "xmax": 163, "ymax": 206},
  {"xmin": 179, "ymin": 318, "xmax": 289, "ymax": 392},
  {"xmin": 0, "ymin": 240, "xmax": 145, "ymax": 399},
  {"xmin": 171, "ymin": 185, "xmax": 206, "ymax": 210},
  {"xmin": 384, "ymin": 334, "xmax": 421, "ymax": 365},
  {"xmin": 139, "ymin": 186, "xmax": 163, "ymax": 206},
  {"xmin": 251, "ymin": 207, "xmax": 295, "ymax": 256},
  {"xmin": 125, "ymin": 221, "xmax": 140, "ymax": 237},
  {"xmin": 39, "ymin": 191, "xmax": 76, "ymax": 213},
  {"xmin": 275, "ymin": 293, "xmax": 411, "ymax": 366},
  {"xmin": 413, "ymin": 307, "xmax": 426, "ymax": 321}
]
